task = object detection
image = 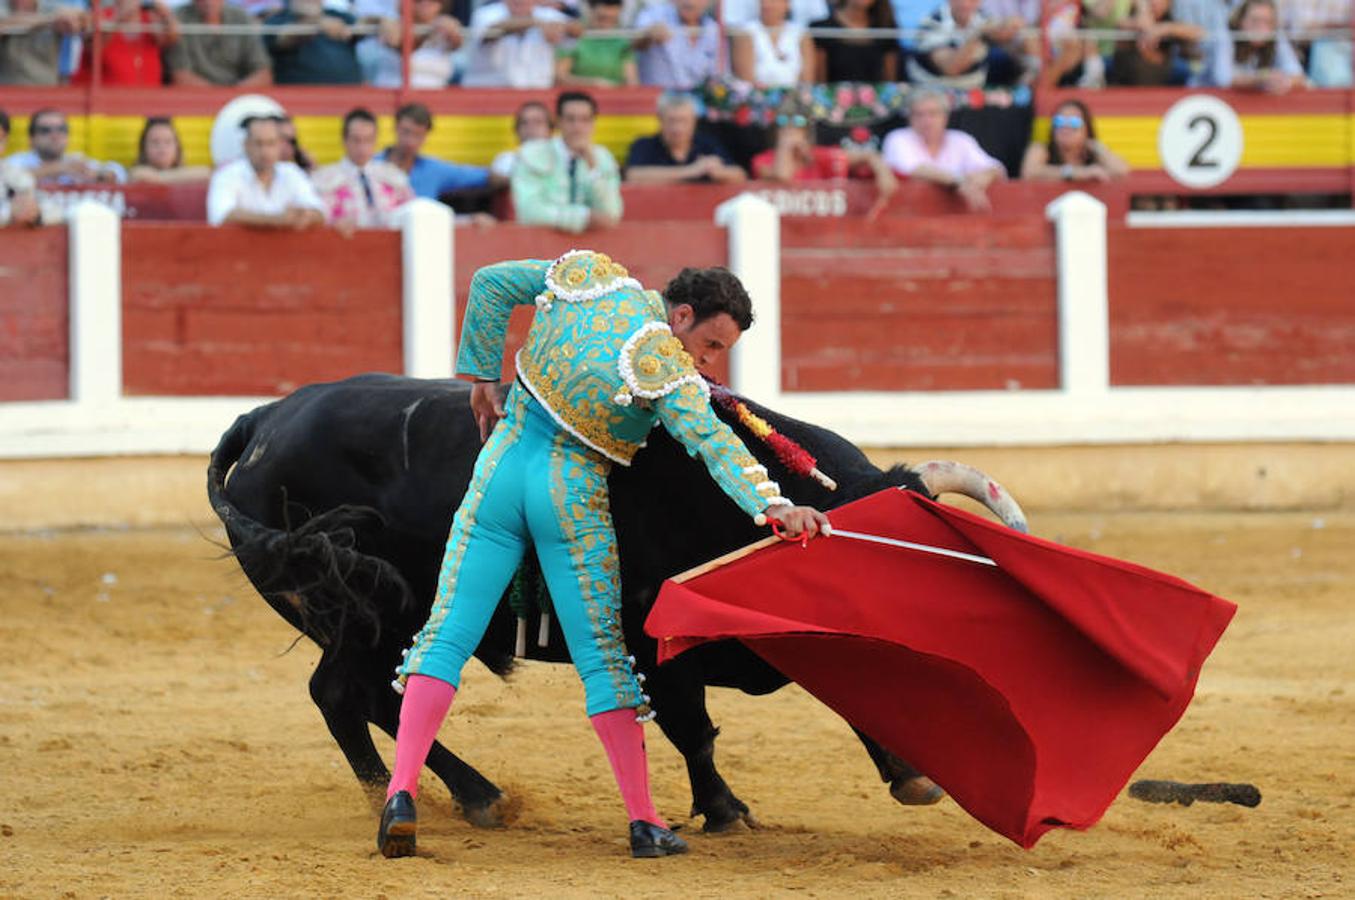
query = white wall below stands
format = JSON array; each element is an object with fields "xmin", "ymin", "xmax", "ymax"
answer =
[{"xmin": 2, "ymin": 195, "xmax": 1354, "ymax": 461}]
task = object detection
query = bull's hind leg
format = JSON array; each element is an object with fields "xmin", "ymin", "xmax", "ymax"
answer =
[
  {"xmin": 852, "ymin": 727, "xmax": 945, "ymax": 807},
  {"xmin": 646, "ymin": 660, "xmax": 756, "ymax": 833}
]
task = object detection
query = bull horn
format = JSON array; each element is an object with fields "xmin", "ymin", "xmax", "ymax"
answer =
[{"xmin": 912, "ymin": 460, "xmax": 1029, "ymax": 533}]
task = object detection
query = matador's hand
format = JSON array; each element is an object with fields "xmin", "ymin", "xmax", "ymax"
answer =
[
  {"xmin": 764, "ymin": 504, "xmax": 831, "ymax": 540},
  {"xmin": 470, "ymin": 381, "xmax": 505, "ymax": 442}
]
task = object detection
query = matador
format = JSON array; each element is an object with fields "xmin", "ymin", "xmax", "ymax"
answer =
[{"xmin": 378, "ymin": 251, "xmax": 828, "ymax": 859}]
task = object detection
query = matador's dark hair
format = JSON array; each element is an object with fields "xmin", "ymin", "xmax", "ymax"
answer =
[{"xmin": 662, "ymin": 267, "xmax": 754, "ymax": 331}]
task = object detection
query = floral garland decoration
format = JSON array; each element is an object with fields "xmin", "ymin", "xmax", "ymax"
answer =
[
  {"xmin": 695, "ymin": 77, "xmax": 1031, "ymax": 130},
  {"xmin": 707, "ymin": 380, "xmax": 837, "ymax": 492}
]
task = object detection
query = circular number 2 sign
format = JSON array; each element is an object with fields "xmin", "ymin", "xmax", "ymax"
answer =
[{"xmin": 1158, "ymin": 95, "xmax": 1244, "ymax": 189}]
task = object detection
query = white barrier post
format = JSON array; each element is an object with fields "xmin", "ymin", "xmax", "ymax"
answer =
[
  {"xmin": 1046, "ymin": 191, "xmax": 1109, "ymax": 396},
  {"xmin": 716, "ymin": 193, "xmax": 781, "ymax": 401},
  {"xmin": 397, "ymin": 198, "xmax": 454, "ymax": 379},
  {"xmin": 68, "ymin": 201, "xmax": 123, "ymax": 406}
]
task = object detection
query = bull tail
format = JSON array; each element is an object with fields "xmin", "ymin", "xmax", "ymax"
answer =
[{"xmin": 207, "ymin": 406, "xmax": 413, "ymax": 651}]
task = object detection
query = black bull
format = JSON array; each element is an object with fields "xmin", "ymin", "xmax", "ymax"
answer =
[{"xmin": 208, "ymin": 373, "xmax": 1022, "ymax": 831}]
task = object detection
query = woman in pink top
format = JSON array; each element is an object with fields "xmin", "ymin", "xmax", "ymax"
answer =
[{"xmin": 881, "ymin": 88, "xmax": 1005, "ymax": 212}]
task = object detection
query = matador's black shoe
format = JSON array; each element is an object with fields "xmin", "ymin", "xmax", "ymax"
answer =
[
  {"xmin": 629, "ymin": 820, "xmax": 689, "ymax": 858},
  {"xmin": 377, "ymin": 791, "xmax": 417, "ymax": 858}
]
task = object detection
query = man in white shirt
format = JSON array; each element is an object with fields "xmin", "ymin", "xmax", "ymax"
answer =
[
  {"xmin": 460, "ymin": 0, "xmax": 575, "ymax": 88},
  {"xmin": 207, "ymin": 115, "xmax": 326, "ymax": 228},
  {"xmin": 312, "ymin": 107, "xmax": 414, "ymax": 229}
]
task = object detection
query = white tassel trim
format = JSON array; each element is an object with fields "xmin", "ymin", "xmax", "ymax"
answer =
[
  {"xmin": 742, "ymin": 464, "xmax": 768, "ymax": 478},
  {"xmin": 616, "ymin": 321, "xmax": 709, "ymax": 403},
  {"xmin": 545, "ymin": 249, "xmax": 642, "ymax": 303},
  {"xmin": 753, "ymin": 496, "xmax": 793, "ymax": 527}
]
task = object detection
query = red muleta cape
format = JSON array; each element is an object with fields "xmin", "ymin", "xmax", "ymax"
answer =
[{"xmin": 644, "ymin": 489, "xmax": 1236, "ymax": 848}]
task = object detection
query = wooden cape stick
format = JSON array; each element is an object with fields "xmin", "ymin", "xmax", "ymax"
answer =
[{"xmin": 671, "ymin": 535, "xmax": 782, "ymax": 584}]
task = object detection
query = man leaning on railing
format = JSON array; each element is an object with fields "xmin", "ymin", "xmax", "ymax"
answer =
[
  {"xmin": 167, "ymin": 0, "xmax": 272, "ymax": 86},
  {"xmin": 0, "ymin": 0, "xmax": 84, "ymax": 85},
  {"xmin": 207, "ymin": 114, "xmax": 324, "ymax": 229},
  {"xmin": 265, "ymin": 0, "xmax": 362, "ymax": 84}
]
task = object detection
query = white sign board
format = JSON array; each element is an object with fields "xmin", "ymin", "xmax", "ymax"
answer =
[{"xmin": 1158, "ymin": 95, "xmax": 1244, "ymax": 189}]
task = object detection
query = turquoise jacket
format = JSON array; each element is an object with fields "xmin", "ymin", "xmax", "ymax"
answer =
[{"xmin": 456, "ymin": 250, "xmax": 787, "ymax": 521}]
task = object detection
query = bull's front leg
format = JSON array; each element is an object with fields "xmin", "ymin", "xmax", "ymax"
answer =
[
  {"xmin": 644, "ymin": 656, "xmax": 756, "ymax": 833},
  {"xmin": 308, "ymin": 655, "xmax": 396, "ymax": 808},
  {"xmin": 851, "ymin": 727, "xmax": 945, "ymax": 807}
]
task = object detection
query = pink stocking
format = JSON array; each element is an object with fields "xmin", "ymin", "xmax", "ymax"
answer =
[
  {"xmin": 387, "ymin": 675, "xmax": 457, "ymax": 800},
  {"xmin": 590, "ymin": 708, "xmax": 665, "ymax": 827}
]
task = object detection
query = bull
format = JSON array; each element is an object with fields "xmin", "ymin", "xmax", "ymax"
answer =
[{"xmin": 208, "ymin": 372, "xmax": 1026, "ymax": 832}]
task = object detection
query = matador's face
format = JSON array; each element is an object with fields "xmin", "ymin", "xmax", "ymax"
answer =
[{"xmin": 668, "ymin": 306, "xmax": 742, "ymax": 371}]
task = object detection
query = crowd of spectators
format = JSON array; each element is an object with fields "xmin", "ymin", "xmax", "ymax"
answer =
[
  {"xmin": 1, "ymin": 82, "xmax": 1138, "ymax": 234},
  {"xmin": 4, "ymin": 0, "xmax": 1354, "ymax": 231},
  {"xmin": 3, "ymin": 0, "xmax": 1350, "ymax": 89}
]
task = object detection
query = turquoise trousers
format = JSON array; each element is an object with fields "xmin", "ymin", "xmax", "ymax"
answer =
[{"xmin": 399, "ymin": 384, "xmax": 644, "ymax": 716}]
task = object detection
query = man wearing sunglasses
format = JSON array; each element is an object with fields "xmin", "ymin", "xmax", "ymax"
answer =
[{"xmin": 6, "ymin": 109, "xmax": 126, "ymax": 186}]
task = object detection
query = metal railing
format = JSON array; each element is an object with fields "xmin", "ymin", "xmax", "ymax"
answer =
[
  {"xmin": 1, "ymin": 4, "xmax": 1351, "ymax": 91},
  {"xmin": 3, "ymin": 20, "xmax": 1353, "ymax": 42}
]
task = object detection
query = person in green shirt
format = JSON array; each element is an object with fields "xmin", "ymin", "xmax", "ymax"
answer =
[{"xmin": 554, "ymin": 0, "xmax": 638, "ymax": 86}]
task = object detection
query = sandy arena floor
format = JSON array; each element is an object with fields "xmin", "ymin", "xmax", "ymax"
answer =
[{"xmin": 2, "ymin": 511, "xmax": 1353, "ymax": 898}]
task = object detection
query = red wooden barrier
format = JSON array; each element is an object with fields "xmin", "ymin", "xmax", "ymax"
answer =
[
  {"xmin": 780, "ymin": 217, "xmax": 1059, "ymax": 391},
  {"xmin": 51, "ymin": 179, "xmax": 1135, "ymax": 223},
  {"xmin": 1108, "ymin": 224, "xmax": 1355, "ymax": 386},
  {"xmin": 0, "ymin": 228, "xmax": 69, "ymax": 402},
  {"xmin": 14, "ymin": 216, "xmax": 1355, "ymax": 406},
  {"xmin": 120, "ymin": 224, "xmax": 403, "ymax": 395}
]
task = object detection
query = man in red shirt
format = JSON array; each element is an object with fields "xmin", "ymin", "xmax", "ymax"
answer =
[{"xmin": 74, "ymin": 0, "xmax": 179, "ymax": 86}]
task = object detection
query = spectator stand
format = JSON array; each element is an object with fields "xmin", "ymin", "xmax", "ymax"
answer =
[
  {"xmin": 5, "ymin": 86, "xmax": 1352, "ymax": 209},
  {"xmin": 0, "ymin": 87, "xmax": 665, "ymax": 184},
  {"xmin": 1034, "ymin": 87, "xmax": 1355, "ymax": 202},
  {"xmin": 697, "ymin": 77, "xmax": 1036, "ymax": 175}
]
